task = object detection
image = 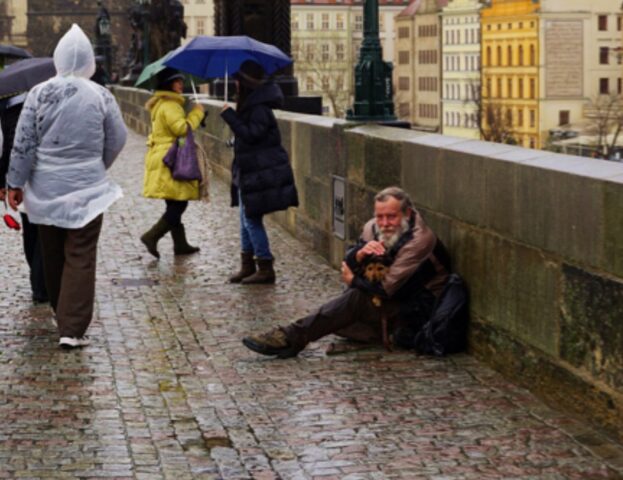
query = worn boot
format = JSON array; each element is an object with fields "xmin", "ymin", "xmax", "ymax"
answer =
[
  {"xmin": 241, "ymin": 258, "xmax": 275, "ymax": 284},
  {"xmin": 229, "ymin": 251, "xmax": 256, "ymax": 283},
  {"xmin": 140, "ymin": 217, "xmax": 171, "ymax": 259},
  {"xmin": 171, "ymin": 223, "xmax": 200, "ymax": 255}
]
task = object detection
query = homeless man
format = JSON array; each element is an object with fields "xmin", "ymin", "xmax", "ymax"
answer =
[{"xmin": 242, "ymin": 186, "xmax": 451, "ymax": 358}]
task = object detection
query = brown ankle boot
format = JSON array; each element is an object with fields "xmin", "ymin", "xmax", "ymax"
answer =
[
  {"xmin": 241, "ymin": 258, "xmax": 275, "ymax": 284},
  {"xmin": 229, "ymin": 251, "xmax": 256, "ymax": 283}
]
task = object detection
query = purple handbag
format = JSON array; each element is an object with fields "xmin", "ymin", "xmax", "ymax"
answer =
[{"xmin": 163, "ymin": 127, "xmax": 202, "ymax": 181}]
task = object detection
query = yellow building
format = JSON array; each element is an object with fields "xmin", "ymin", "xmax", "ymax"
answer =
[
  {"xmin": 0, "ymin": 0, "xmax": 28, "ymax": 48},
  {"xmin": 181, "ymin": 0, "xmax": 214, "ymax": 39},
  {"xmin": 481, "ymin": 0, "xmax": 540, "ymax": 148}
]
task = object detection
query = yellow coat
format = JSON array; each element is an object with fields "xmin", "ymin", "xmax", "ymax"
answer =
[{"xmin": 142, "ymin": 91, "xmax": 204, "ymax": 200}]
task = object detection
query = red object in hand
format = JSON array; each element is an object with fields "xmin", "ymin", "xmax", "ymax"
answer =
[{"xmin": 3, "ymin": 213, "xmax": 20, "ymax": 231}]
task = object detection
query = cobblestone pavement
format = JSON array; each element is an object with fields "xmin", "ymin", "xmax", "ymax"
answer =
[{"xmin": 1, "ymin": 129, "xmax": 622, "ymax": 480}]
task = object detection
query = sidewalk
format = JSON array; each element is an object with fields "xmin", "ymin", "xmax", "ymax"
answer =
[{"xmin": 0, "ymin": 129, "xmax": 621, "ymax": 479}]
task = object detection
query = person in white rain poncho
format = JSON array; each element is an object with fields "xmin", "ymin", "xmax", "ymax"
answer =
[{"xmin": 7, "ymin": 24, "xmax": 127, "ymax": 349}]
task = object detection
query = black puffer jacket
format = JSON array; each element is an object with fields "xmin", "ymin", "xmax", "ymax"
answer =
[{"xmin": 221, "ymin": 82, "xmax": 298, "ymax": 217}]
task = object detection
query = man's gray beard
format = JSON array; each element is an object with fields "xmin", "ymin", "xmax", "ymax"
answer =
[{"xmin": 377, "ymin": 218, "xmax": 410, "ymax": 250}]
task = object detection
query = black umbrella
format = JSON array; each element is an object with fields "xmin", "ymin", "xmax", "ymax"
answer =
[
  {"xmin": 0, "ymin": 44, "xmax": 32, "ymax": 59},
  {"xmin": 0, "ymin": 57, "xmax": 56, "ymax": 98}
]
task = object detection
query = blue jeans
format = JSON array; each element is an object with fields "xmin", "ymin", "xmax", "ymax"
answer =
[{"xmin": 239, "ymin": 194, "xmax": 272, "ymax": 259}]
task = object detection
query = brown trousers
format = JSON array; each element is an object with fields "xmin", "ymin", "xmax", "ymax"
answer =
[
  {"xmin": 38, "ymin": 215, "xmax": 103, "ymax": 338},
  {"xmin": 283, "ymin": 288, "xmax": 402, "ymax": 352}
]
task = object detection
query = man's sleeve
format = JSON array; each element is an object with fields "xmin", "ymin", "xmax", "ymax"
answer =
[{"xmin": 7, "ymin": 92, "xmax": 38, "ymax": 189}]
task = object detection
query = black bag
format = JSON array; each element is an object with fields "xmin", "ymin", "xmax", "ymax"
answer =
[{"xmin": 412, "ymin": 273, "xmax": 469, "ymax": 356}]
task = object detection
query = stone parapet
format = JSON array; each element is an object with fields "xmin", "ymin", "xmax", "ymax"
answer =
[{"xmin": 112, "ymin": 86, "xmax": 623, "ymax": 442}]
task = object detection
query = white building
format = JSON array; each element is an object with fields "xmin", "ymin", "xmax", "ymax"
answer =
[
  {"xmin": 181, "ymin": 0, "xmax": 214, "ymax": 40},
  {"xmin": 441, "ymin": 0, "xmax": 482, "ymax": 139}
]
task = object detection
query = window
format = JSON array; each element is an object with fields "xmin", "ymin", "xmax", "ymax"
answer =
[
  {"xmin": 336, "ymin": 14, "xmax": 344, "ymax": 30},
  {"xmin": 497, "ymin": 78, "xmax": 502, "ymax": 98},
  {"xmin": 598, "ymin": 15, "xmax": 608, "ymax": 31},
  {"xmin": 292, "ymin": 14, "xmax": 299, "ymax": 30},
  {"xmin": 306, "ymin": 77, "xmax": 314, "ymax": 92},
  {"xmin": 497, "ymin": 46, "xmax": 502, "ymax": 66},
  {"xmin": 506, "ymin": 109, "xmax": 512, "ymax": 124},
  {"xmin": 486, "ymin": 47, "xmax": 492, "ymax": 66},
  {"xmin": 398, "ymin": 27, "xmax": 410, "ymax": 38},
  {"xmin": 306, "ymin": 13, "xmax": 314, "ymax": 30},
  {"xmin": 619, "ymin": 78, "xmax": 622, "ymax": 94},
  {"xmin": 336, "ymin": 43, "xmax": 345, "ymax": 61},
  {"xmin": 600, "ymin": 47, "xmax": 609, "ymax": 65},
  {"xmin": 517, "ymin": 108, "xmax": 524, "ymax": 127},
  {"xmin": 355, "ymin": 15, "xmax": 363, "ymax": 31},
  {"xmin": 530, "ymin": 78, "xmax": 536, "ymax": 99},
  {"xmin": 507, "ymin": 78, "xmax": 513, "ymax": 98},
  {"xmin": 559, "ymin": 110, "xmax": 570, "ymax": 126},
  {"xmin": 398, "ymin": 51, "xmax": 410, "ymax": 65},
  {"xmin": 507, "ymin": 45, "xmax": 512, "ymax": 66},
  {"xmin": 618, "ymin": 16, "xmax": 622, "ymax": 31},
  {"xmin": 529, "ymin": 138, "xmax": 536, "ymax": 149},
  {"xmin": 306, "ymin": 44, "xmax": 315, "ymax": 61},
  {"xmin": 529, "ymin": 45, "xmax": 536, "ymax": 65},
  {"xmin": 518, "ymin": 45, "xmax": 524, "ymax": 66},
  {"xmin": 486, "ymin": 78, "xmax": 492, "ymax": 97},
  {"xmin": 321, "ymin": 44, "xmax": 329, "ymax": 62},
  {"xmin": 196, "ymin": 18, "xmax": 205, "ymax": 35},
  {"xmin": 529, "ymin": 110, "xmax": 536, "ymax": 128},
  {"xmin": 399, "ymin": 77, "xmax": 410, "ymax": 91},
  {"xmin": 518, "ymin": 78, "xmax": 524, "ymax": 98},
  {"xmin": 600, "ymin": 78, "xmax": 609, "ymax": 94},
  {"xmin": 322, "ymin": 14, "xmax": 329, "ymax": 30}
]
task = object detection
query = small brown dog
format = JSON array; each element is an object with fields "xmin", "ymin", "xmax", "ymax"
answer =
[{"xmin": 361, "ymin": 255, "xmax": 392, "ymax": 350}]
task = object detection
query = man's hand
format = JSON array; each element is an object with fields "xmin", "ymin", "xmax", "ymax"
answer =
[
  {"xmin": 193, "ymin": 102, "xmax": 205, "ymax": 113},
  {"xmin": 221, "ymin": 102, "xmax": 232, "ymax": 113},
  {"xmin": 355, "ymin": 240, "xmax": 386, "ymax": 263},
  {"xmin": 8, "ymin": 188, "xmax": 23, "ymax": 211},
  {"xmin": 340, "ymin": 261, "xmax": 354, "ymax": 286}
]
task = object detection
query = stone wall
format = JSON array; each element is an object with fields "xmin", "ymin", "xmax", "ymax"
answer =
[{"xmin": 113, "ymin": 86, "xmax": 623, "ymax": 442}]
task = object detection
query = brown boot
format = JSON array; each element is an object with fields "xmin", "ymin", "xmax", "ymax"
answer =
[
  {"xmin": 171, "ymin": 224, "xmax": 200, "ymax": 255},
  {"xmin": 229, "ymin": 251, "xmax": 256, "ymax": 283},
  {"xmin": 241, "ymin": 258, "xmax": 275, "ymax": 284},
  {"xmin": 242, "ymin": 327, "xmax": 299, "ymax": 358},
  {"xmin": 140, "ymin": 217, "xmax": 171, "ymax": 259}
]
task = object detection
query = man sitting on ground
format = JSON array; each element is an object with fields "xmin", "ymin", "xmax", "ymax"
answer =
[{"xmin": 242, "ymin": 186, "xmax": 451, "ymax": 358}]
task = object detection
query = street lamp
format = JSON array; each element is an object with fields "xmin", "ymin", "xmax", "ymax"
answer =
[{"xmin": 347, "ymin": 0, "xmax": 398, "ymax": 123}]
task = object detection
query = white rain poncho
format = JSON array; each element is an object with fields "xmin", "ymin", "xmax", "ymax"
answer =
[{"xmin": 7, "ymin": 24, "xmax": 127, "ymax": 228}]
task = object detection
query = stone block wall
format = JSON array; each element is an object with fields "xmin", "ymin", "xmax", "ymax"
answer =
[{"xmin": 113, "ymin": 86, "xmax": 623, "ymax": 441}]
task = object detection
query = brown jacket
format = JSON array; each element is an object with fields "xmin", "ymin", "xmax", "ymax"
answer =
[{"xmin": 346, "ymin": 210, "xmax": 450, "ymax": 300}]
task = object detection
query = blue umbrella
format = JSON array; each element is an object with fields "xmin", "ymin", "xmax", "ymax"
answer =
[{"xmin": 163, "ymin": 35, "xmax": 293, "ymax": 99}]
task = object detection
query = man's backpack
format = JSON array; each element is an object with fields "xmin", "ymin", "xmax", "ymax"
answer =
[{"xmin": 412, "ymin": 273, "xmax": 469, "ymax": 356}]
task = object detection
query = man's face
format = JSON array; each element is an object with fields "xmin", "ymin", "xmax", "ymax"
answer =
[{"xmin": 374, "ymin": 197, "xmax": 408, "ymax": 238}]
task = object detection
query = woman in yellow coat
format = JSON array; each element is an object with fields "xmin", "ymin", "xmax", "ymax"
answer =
[{"xmin": 140, "ymin": 69, "xmax": 205, "ymax": 258}]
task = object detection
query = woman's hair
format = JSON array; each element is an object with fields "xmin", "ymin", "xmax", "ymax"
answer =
[{"xmin": 156, "ymin": 68, "xmax": 185, "ymax": 91}]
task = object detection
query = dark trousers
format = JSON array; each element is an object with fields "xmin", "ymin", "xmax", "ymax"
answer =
[
  {"xmin": 164, "ymin": 200, "xmax": 188, "ymax": 227},
  {"xmin": 20, "ymin": 213, "xmax": 47, "ymax": 301},
  {"xmin": 283, "ymin": 289, "xmax": 402, "ymax": 351},
  {"xmin": 38, "ymin": 215, "xmax": 103, "ymax": 338}
]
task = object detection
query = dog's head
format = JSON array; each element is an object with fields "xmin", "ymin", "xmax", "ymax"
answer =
[{"xmin": 362, "ymin": 255, "xmax": 391, "ymax": 284}]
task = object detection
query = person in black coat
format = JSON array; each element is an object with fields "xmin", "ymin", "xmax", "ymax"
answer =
[
  {"xmin": 220, "ymin": 60, "xmax": 298, "ymax": 284},
  {"xmin": 0, "ymin": 92, "xmax": 48, "ymax": 303}
]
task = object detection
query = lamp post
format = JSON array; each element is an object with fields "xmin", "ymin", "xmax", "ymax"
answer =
[
  {"xmin": 95, "ymin": 1, "xmax": 112, "ymax": 78},
  {"xmin": 347, "ymin": 0, "xmax": 398, "ymax": 123},
  {"xmin": 137, "ymin": 0, "xmax": 151, "ymax": 68}
]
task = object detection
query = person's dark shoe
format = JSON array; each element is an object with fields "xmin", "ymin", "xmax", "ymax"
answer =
[
  {"xmin": 229, "ymin": 251, "xmax": 256, "ymax": 283},
  {"xmin": 171, "ymin": 223, "xmax": 200, "ymax": 255},
  {"xmin": 140, "ymin": 217, "xmax": 171, "ymax": 258},
  {"xmin": 241, "ymin": 258, "xmax": 275, "ymax": 284},
  {"xmin": 59, "ymin": 336, "xmax": 90, "ymax": 349},
  {"xmin": 32, "ymin": 293, "xmax": 49, "ymax": 304},
  {"xmin": 242, "ymin": 328, "xmax": 299, "ymax": 358}
]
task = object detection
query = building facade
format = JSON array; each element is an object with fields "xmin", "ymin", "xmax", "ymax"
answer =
[
  {"xmin": 481, "ymin": 0, "xmax": 541, "ymax": 148},
  {"xmin": 291, "ymin": 0, "xmax": 409, "ymax": 117},
  {"xmin": 394, "ymin": 0, "xmax": 448, "ymax": 130},
  {"xmin": 181, "ymin": 0, "xmax": 214, "ymax": 39},
  {"xmin": 0, "ymin": 0, "xmax": 28, "ymax": 48},
  {"xmin": 441, "ymin": 0, "xmax": 482, "ymax": 139}
]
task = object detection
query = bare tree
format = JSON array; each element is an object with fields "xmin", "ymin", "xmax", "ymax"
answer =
[
  {"xmin": 585, "ymin": 94, "xmax": 623, "ymax": 159},
  {"xmin": 293, "ymin": 45, "xmax": 350, "ymax": 118},
  {"xmin": 468, "ymin": 81, "xmax": 517, "ymax": 145}
]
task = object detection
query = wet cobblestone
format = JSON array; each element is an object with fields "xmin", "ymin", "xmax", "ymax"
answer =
[{"xmin": 0, "ymin": 130, "xmax": 622, "ymax": 479}]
